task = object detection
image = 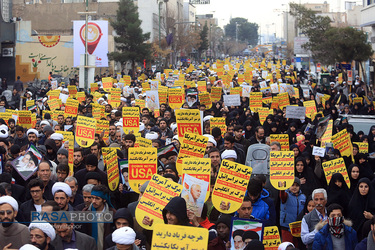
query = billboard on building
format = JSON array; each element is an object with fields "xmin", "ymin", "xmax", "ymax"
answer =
[
  {"xmin": 73, "ymin": 20, "xmax": 108, "ymax": 67},
  {"xmin": 294, "ymin": 37, "xmax": 309, "ymax": 55}
]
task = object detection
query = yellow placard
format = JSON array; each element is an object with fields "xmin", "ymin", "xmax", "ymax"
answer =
[
  {"xmin": 175, "ymin": 109, "xmax": 202, "ymax": 138},
  {"xmin": 176, "ymin": 133, "xmax": 208, "ymax": 175},
  {"xmin": 321, "ymin": 120, "xmax": 333, "ymax": 147},
  {"xmin": 68, "ymin": 85, "xmax": 77, "ymax": 98},
  {"xmin": 210, "ymin": 117, "xmax": 226, "ymax": 136},
  {"xmin": 75, "ymin": 115, "xmax": 96, "ymax": 148},
  {"xmin": 52, "ymin": 110, "xmax": 64, "ymax": 122},
  {"xmin": 128, "ymin": 147, "xmax": 158, "ymax": 194},
  {"xmin": 263, "ymin": 226, "xmax": 281, "ymax": 250},
  {"xmin": 158, "ymin": 90, "xmax": 168, "ymax": 105},
  {"xmin": 249, "ymin": 92, "xmax": 263, "ymax": 112},
  {"xmin": 26, "ymin": 100, "xmax": 35, "ymax": 108},
  {"xmin": 96, "ymin": 119, "xmax": 109, "ymax": 142},
  {"xmin": 198, "ymin": 92, "xmax": 212, "ymax": 109},
  {"xmin": 18, "ymin": 111, "xmax": 32, "ymax": 129},
  {"xmin": 48, "ymin": 99, "xmax": 60, "ymax": 111},
  {"xmin": 270, "ymin": 151, "xmax": 295, "ymax": 190},
  {"xmin": 289, "ymin": 221, "xmax": 302, "ymax": 237},
  {"xmin": 331, "ymin": 129, "xmax": 351, "ymax": 157},
  {"xmin": 258, "ymin": 107, "xmax": 269, "ymax": 125},
  {"xmin": 356, "ymin": 142, "xmax": 368, "ymax": 153},
  {"xmin": 64, "ymin": 98, "xmax": 79, "ymax": 117},
  {"xmin": 230, "ymin": 87, "xmax": 242, "ymax": 96},
  {"xmin": 210, "ymin": 87, "xmax": 222, "ymax": 102},
  {"xmin": 135, "ymin": 99, "xmax": 145, "ymax": 109},
  {"xmin": 76, "ymin": 92, "xmax": 85, "ymax": 103},
  {"xmin": 278, "ymin": 92, "xmax": 290, "ymax": 109},
  {"xmin": 270, "ymin": 134, "xmax": 289, "ymax": 151},
  {"xmin": 303, "ymin": 100, "xmax": 317, "ymax": 118},
  {"xmin": 182, "ymin": 158, "xmax": 211, "ymax": 202},
  {"xmin": 59, "ymin": 131, "xmax": 74, "ymax": 176},
  {"xmin": 322, "ymin": 157, "xmax": 350, "ymax": 188},
  {"xmin": 135, "ymin": 174, "xmax": 182, "ymax": 230},
  {"xmin": 90, "ymin": 83, "xmax": 98, "ymax": 92},
  {"xmin": 197, "ymin": 81, "xmax": 207, "ymax": 92},
  {"xmin": 212, "ymin": 160, "xmax": 252, "ymax": 214},
  {"xmin": 151, "ymin": 224, "xmax": 208, "ymax": 249},
  {"xmin": 102, "ymin": 77, "xmax": 113, "ymax": 91},
  {"xmin": 122, "ymin": 107, "xmax": 140, "ymax": 134},
  {"xmin": 104, "ymin": 148, "xmax": 120, "ymax": 191},
  {"xmin": 134, "ymin": 136, "xmax": 153, "ymax": 148},
  {"xmin": 168, "ymin": 88, "xmax": 184, "ymax": 109}
]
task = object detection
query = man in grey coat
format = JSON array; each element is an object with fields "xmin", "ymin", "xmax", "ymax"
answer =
[{"xmin": 52, "ymin": 223, "xmax": 96, "ymax": 250}]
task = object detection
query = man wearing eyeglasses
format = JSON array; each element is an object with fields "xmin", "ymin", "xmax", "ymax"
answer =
[
  {"xmin": 20, "ymin": 178, "xmax": 46, "ymax": 225},
  {"xmin": 27, "ymin": 220, "xmax": 56, "ymax": 250},
  {"xmin": 0, "ymin": 196, "xmax": 30, "ymax": 249}
]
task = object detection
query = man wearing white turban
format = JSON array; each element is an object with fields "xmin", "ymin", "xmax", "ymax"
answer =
[
  {"xmin": 29, "ymin": 220, "xmax": 56, "ymax": 250},
  {"xmin": 107, "ymin": 226, "xmax": 139, "ymax": 250},
  {"xmin": 0, "ymin": 196, "xmax": 30, "ymax": 249}
]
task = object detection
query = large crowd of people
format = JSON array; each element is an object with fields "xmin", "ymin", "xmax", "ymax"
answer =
[{"xmin": 0, "ymin": 57, "xmax": 375, "ymax": 250}]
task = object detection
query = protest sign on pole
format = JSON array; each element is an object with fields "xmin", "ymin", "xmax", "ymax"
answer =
[
  {"xmin": 356, "ymin": 142, "xmax": 368, "ymax": 153},
  {"xmin": 212, "ymin": 160, "xmax": 252, "ymax": 214},
  {"xmin": 230, "ymin": 218, "xmax": 264, "ymax": 250},
  {"xmin": 210, "ymin": 87, "xmax": 222, "ymax": 102},
  {"xmin": 250, "ymin": 92, "xmax": 263, "ymax": 112},
  {"xmin": 181, "ymin": 174, "xmax": 209, "ymax": 217},
  {"xmin": 122, "ymin": 107, "xmax": 140, "ymax": 134},
  {"xmin": 75, "ymin": 115, "xmax": 96, "ymax": 147},
  {"xmin": 64, "ymin": 98, "xmax": 79, "ymax": 117},
  {"xmin": 18, "ymin": 111, "xmax": 32, "ymax": 129},
  {"xmin": 303, "ymin": 100, "xmax": 317, "ymax": 118},
  {"xmin": 322, "ymin": 157, "xmax": 350, "ymax": 188},
  {"xmin": 128, "ymin": 147, "xmax": 157, "ymax": 193},
  {"xmin": 321, "ymin": 120, "xmax": 333, "ymax": 147},
  {"xmin": 198, "ymin": 92, "xmax": 212, "ymax": 109},
  {"xmin": 168, "ymin": 88, "xmax": 184, "ymax": 109},
  {"xmin": 96, "ymin": 119, "xmax": 109, "ymax": 142},
  {"xmin": 270, "ymin": 151, "xmax": 294, "ymax": 190},
  {"xmin": 135, "ymin": 174, "xmax": 182, "ymax": 230},
  {"xmin": 258, "ymin": 107, "xmax": 270, "ymax": 125},
  {"xmin": 175, "ymin": 109, "xmax": 202, "ymax": 137}
]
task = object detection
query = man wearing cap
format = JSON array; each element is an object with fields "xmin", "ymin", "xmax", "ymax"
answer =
[
  {"xmin": 56, "ymin": 148, "xmax": 68, "ymax": 164},
  {"xmin": 52, "ymin": 182, "xmax": 75, "ymax": 211},
  {"xmin": 0, "ymin": 196, "xmax": 30, "ymax": 249},
  {"xmin": 107, "ymin": 227, "xmax": 139, "ymax": 250},
  {"xmin": 50, "ymin": 133, "xmax": 64, "ymax": 149},
  {"xmin": 208, "ymin": 214, "xmax": 232, "ymax": 250},
  {"xmin": 28, "ymin": 220, "xmax": 56, "ymax": 250},
  {"xmin": 27, "ymin": 128, "xmax": 39, "ymax": 146},
  {"xmin": 75, "ymin": 154, "xmax": 107, "ymax": 190}
]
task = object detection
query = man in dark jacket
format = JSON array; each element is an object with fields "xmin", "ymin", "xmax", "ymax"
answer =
[
  {"xmin": 208, "ymin": 214, "xmax": 232, "ymax": 250},
  {"xmin": 13, "ymin": 76, "xmax": 23, "ymax": 93},
  {"xmin": 234, "ymin": 125, "xmax": 250, "ymax": 153},
  {"xmin": 10, "ymin": 89, "xmax": 20, "ymax": 109},
  {"xmin": 248, "ymin": 126, "xmax": 266, "ymax": 145},
  {"xmin": 219, "ymin": 135, "xmax": 246, "ymax": 164},
  {"xmin": 19, "ymin": 179, "xmax": 46, "ymax": 224},
  {"xmin": 75, "ymin": 154, "xmax": 107, "ymax": 190},
  {"xmin": 14, "ymin": 126, "xmax": 29, "ymax": 148},
  {"xmin": 313, "ymin": 203, "xmax": 357, "ymax": 250}
]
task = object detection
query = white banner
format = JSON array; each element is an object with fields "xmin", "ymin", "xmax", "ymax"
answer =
[
  {"xmin": 73, "ymin": 20, "xmax": 108, "ymax": 67},
  {"xmin": 223, "ymin": 94, "xmax": 241, "ymax": 107},
  {"xmin": 285, "ymin": 106, "xmax": 306, "ymax": 120}
]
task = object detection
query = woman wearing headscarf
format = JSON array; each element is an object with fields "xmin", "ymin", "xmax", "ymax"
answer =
[
  {"xmin": 286, "ymin": 122, "xmax": 298, "ymax": 145},
  {"xmin": 356, "ymin": 153, "xmax": 374, "ymax": 180},
  {"xmin": 368, "ymin": 125, "xmax": 375, "ymax": 153},
  {"xmin": 348, "ymin": 178, "xmax": 375, "ymax": 240},
  {"xmin": 294, "ymin": 156, "xmax": 318, "ymax": 197},
  {"xmin": 323, "ymin": 100, "xmax": 332, "ymax": 117},
  {"xmin": 290, "ymin": 144, "xmax": 300, "ymax": 159},
  {"xmin": 327, "ymin": 173, "xmax": 351, "ymax": 216},
  {"xmin": 348, "ymin": 164, "xmax": 361, "ymax": 194},
  {"xmin": 243, "ymin": 119, "xmax": 255, "ymax": 140},
  {"xmin": 263, "ymin": 115, "xmax": 274, "ymax": 136}
]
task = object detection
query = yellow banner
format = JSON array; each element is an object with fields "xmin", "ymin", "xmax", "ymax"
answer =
[
  {"xmin": 68, "ymin": 85, "xmax": 77, "ymax": 98},
  {"xmin": 270, "ymin": 151, "xmax": 295, "ymax": 190},
  {"xmin": 210, "ymin": 87, "xmax": 222, "ymax": 102},
  {"xmin": 197, "ymin": 81, "xmax": 207, "ymax": 92},
  {"xmin": 212, "ymin": 160, "xmax": 252, "ymax": 214},
  {"xmin": 303, "ymin": 100, "xmax": 317, "ymax": 119},
  {"xmin": 134, "ymin": 136, "xmax": 153, "ymax": 148},
  {"xmin": 258, "ymin": 107, "xmax": 269, "ymax": 125},
  {"xmin": 278, "ymin": 92, "xmax": 290, "ymax": 109},
  {"xmin": 75, "ymin": 115, "xmax": 96, "ymax": 147},
  {"xmin": 128, "ymin": 147, "xmax": 158, "ymax": 193},
  {"xmin": 135, "ymin": 99, "xmax": 145, "ymax": 109},
  {"xmin": 96, "ymin": 119, "xmax": 109, "ymax": 142},
  {"xmin": 198, "ymin": 92, "xmax": 212, "ymax": 109},
  {"xmin": 321, "ymin": 120, "xmax": 333, "ymax": 147},
  {"xmin": 176, "ymin": 132, "xmax": 208, "ymax": 175},
  {"xmin": 18, "ymin": 111, "xmax": 32, "ymax": 129},
  {"xmin": 76, "ymin": 92, "xmax": 85, "ymax": 103},
  {"xmin": 250, "ymin": 92, "xmax": 263, "ymax": 112},
  {"xmin": 102, "ymin": 77, "xmax": 113, "ymax": 91},
  {"xmin": 48, "ymin": 99, "xmax": 60, "ymax": 111},
  {"xmin": 322, "ymin": 157, "xmax": 350, "ymax": 188},
  {"xmin": 356, "ymin": 142, "xmax": 368, "ymax": 153},
  {"xmin": 151, "ymin": 224, "xmax": 208, "ymax": 249},
  {"xmin": 289, "ymin": 221, "xmax": 302, "ymax": 237},
  {"xmin": 135, "ymin": 174, "xmax": 182, "ymax": 230}
]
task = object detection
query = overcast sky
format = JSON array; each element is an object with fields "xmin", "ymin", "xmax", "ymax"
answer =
[{"xmin": 193, "ymin": 0, "xmax": 363, "ymax": 38}]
